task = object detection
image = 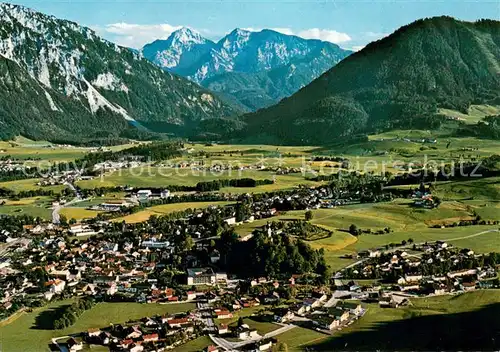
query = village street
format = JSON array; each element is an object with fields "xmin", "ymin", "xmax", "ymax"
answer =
[{"xmin": 209, "ymin": 324, "xmax": 296, "ymax": 351}]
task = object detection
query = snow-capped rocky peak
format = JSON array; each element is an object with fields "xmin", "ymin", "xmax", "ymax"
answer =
[
  {"xmin": 142, "ymin": 27, "xmax": 216, "ymax": 71},
  {"xmin": 223, "ymin": 28, "xmax": 251, "ymax": 50},
  {"xmin": 170, "ymin": 27, "xmax": 206, "ymax": 45}
]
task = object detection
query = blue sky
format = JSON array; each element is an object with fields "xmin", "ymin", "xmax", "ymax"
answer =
[{"xmin": 8, "ymin": 0, "xmax": 500, "ymax": 50}]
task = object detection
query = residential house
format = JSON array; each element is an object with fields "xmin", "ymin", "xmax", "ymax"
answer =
[
  {"xmin": 236, "ymin": 324, "xmax": 259, "ymax": 340},
  {"xmin": 137, "ymin": 190, "xmax": 152, "ymax": 200},
  {"xmin": 274, "ymin": 309, "xmax": 294, "ymax": 323},
  {"xmin": 143, "ymin": 333, "xmax": 159, "ymax": 343},
  {"xmin": 87, "ymin": 328, "xmax": 102, "ymax": 338},
  {"xmin": 257, "ymin": 339, "xmax": 274, "ymax": 351},
  {"xmin": 448, "ymin": 269, "xmax": 477, "ymax": 278},
  {"xmin": 126, "ymin": 326, "xmax": 142, "ymax": 339},
  {"xmin": 313, "ymin": 316, "xmax": 340, "ymax": 330},
  {"xmin": 130, "ymin": 344, "xmax": 144, "ymax": 352},
  {"xmin": 404, "ymin": 274, "xmax": 423, "ymax": 283},
  {"xmin": 461, "ymin": 281, "xmax": 477, "ymax": 291},
  {"xmin": 187, "ymin": 268, "xmax": 216, "ymax": 286},
  {"xmin": 209, "ymin": 250, "xmax": 221, "ymax": 264},
  {"xmin": 67, "ymin": 337, "xmax": 83, "ymax": 352},
  {"xmin": 46, "ymin": 279, "xmax": 66, "ymax": 294},
  {"xmin": 336, "ymin": 301, "xmax": 363, "ymax": 315},
  {"xmin": 328, "ymin": 307, "xmax": 349, "ymax": 322},
  {"xmin": 167, "ymin": 317, "xmax": 190, "ymax": 329},
  {"xmin": 223, "ymin": 217, "xmax": 237, "ymax": 225},
  {"xmin": 217, "ymin": 324, "xmax": 229, "ymax": 335},
  {"xmin": 214, "ymin": 308, "xmax": 233, "ymax": 320}
]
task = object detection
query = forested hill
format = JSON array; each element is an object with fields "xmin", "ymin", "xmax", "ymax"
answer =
[
  {"xmin": 238, "ymin": 17, "xmax": 500, "ymax": 145},
  {"xmin": 0, "ymin": 3, "xmax": 238, "ymax": 143}
]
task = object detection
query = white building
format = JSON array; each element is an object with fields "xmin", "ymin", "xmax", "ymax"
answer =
[
  {"xmin": 223, "ymin": 217, "xmax": 237, "ymax": 225},
  {"xmin": 47, "ymin": 279, "xmax": 66, "ymax": 294},
  {"xmin": 141, "ymin": 239, "xmax": 170, "ymax": 249},
  {"xmin": 187, "ymin": 268, "xmax": 216, "ymax": 285},
  {"xmin": 137, "ymin": 190, "xmax": 152, "ymax": 200}
]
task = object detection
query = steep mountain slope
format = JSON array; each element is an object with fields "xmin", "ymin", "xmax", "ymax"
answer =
[
  {"xmin": 240, "ymin": 17, "xmax": 500, "ymax": 144},
  {"xmin": 142, "ymin": 28, "xmax": 352, "ymax": 111},
  {"xmin": 142, "ymin": 27, "xmax": 216, "ymax": 75},
  {"xmin": 0, "ymin": 3, "xmax": 237, "ymax": 142}
]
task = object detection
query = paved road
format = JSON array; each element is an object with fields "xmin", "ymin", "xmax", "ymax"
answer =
[
  {"xmin": 210, "ymin": 324, "xmax": 296, "ymax": 351},
  {"xmin": 51, "ymin": 182, "xmax": 88, "ymax": 224},
  {"xmin": 52, "ymin": 203, "xmax": 62, "ymax": 224},
  {"xmin": 444, "ymin": 229, "xmax": 499, "ymax": 242},
  {"xmin": 51, "ymin": 336, "xmax": 70, "ymax": 352}
]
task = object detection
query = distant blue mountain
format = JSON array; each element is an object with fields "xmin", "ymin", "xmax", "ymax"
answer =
[{"xmin": 142, "ymin": 27, "xmax": 352, "ymax": 111}]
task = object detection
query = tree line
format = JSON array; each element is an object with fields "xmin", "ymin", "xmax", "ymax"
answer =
[{"xmin": 52, "ymin": 298, "xmax": 95, "ymax": 330}]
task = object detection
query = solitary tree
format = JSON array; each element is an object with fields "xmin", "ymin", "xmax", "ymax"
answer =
[
  {"xmin": 277, "ymin": 342, "xmax": 289, "ymax": 351},
  {"xmin": 349, "ymin": 224, "xmax": 359, "ymax": 236},
  {"xmin": 305, "ymin": 210, "xmax": 313, "ymax": 221}
]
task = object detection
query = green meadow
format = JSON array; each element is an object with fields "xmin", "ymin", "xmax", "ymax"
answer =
[{"xmin": 0, "ymin": 300, "xmax": 195, "ymax": 352}]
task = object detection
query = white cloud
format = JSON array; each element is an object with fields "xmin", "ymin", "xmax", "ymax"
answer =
[
  {"xmin": 297, "ymin": 28, "xmax": 352, "ymax": 44},
  {"xmin": 242, "ymin": 27, "xmax": 351, "ymax": 44},
  {"xmin": 95, "ymin": 23, "xmax": 184, "ymax": 48},
  {"xmin": 269, "ymin": 27, "xmax": 295, "ymax": 36}
]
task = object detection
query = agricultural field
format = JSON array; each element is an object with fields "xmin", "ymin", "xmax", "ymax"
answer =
[
  {"xmin": 174, "ymin": 336, "xmax": 212, "ymax": 352},
  {"xmin": 0, "ymin": 178, "xmax": 66, "ymax": 193},
  {"xmin": 433, "ymin": 177, "xmax": 500, "ymax": 201},
  {"xmin": 0, "ymin": 300, "xmax": 195, "ymax": 352},
  {"xmin": 59, "ymin": 207, "xmax": 103, "ymax": 221},
  {"xmin": 319, "ymin": 128, "xmax": 500, "ymax": 161},
  {"xmin": 2, "ymin": 196, "xmax": 51, "ymax": 206},
  {"xmin": 310, "ymin": 290, "xmax": 500, "ymax": 350},
  {"xmin": 0, "ymin": 196, "xmax": 52, "ymax": 218},
  {"xmin": 213, "ymin": 305, "xmax": 267, "ymax": 326},
  {"xmin": 3, "ymin": 136, "xmax": 499, "ymax": 200},
  {"xmin": 274, "ymin": 326, "xmax": 327, "ymax": 350},
  {"xmin": 75, "ymin": 168, "xmax": 322, "ymax": 192},
  {"xmin": 438, "ymin": 104, "xmax": 500, "ymax": 124},
  {"xmin": 235, "ymin": 199, "xmax": 500, "ymax": 271},
  {"xmin": 70, "ymin": 193, "xmax": 128, "ymax": 208},
  {"xmin": 188, "ymin": 143, "xmax": 317, "ymax": 154},
  {"xmin": 231, "ymin": 317, "xmax": 280, "ymax": 335},
  {"xmin": 0, "ymin": 137, "xmax": 136, "ymax": 163},
  {"xmin": 112, "ymin": 201, "xmax": 235, "ymax": 223}
]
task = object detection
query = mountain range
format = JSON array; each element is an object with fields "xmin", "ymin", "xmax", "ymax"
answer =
[
  {"xmin": 0, "ymin": 3, "xmax": 498, "ymax": 146},
  {"xmin": 142, "ymin": 27, "xmax": 352, "ymax": 111},
  {"xmin": 0, "ymin": 3, "xmax": 237, "ymax": 142},
  {"xmin": 234, "ymin": 17, "xmax": 500, "ymax": 144}
]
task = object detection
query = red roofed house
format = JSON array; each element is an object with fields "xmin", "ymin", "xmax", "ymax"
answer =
[
  {"xmin": 167, "ymin": 317, "xmax": 189, "ymax": 328},
  {"xmin": 214, "ymin": 309, "xmax": 233, "ymax": 319},
  {"xmin": 143, "ymin": 333, "xmax": 159, "ymax": 342}
]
